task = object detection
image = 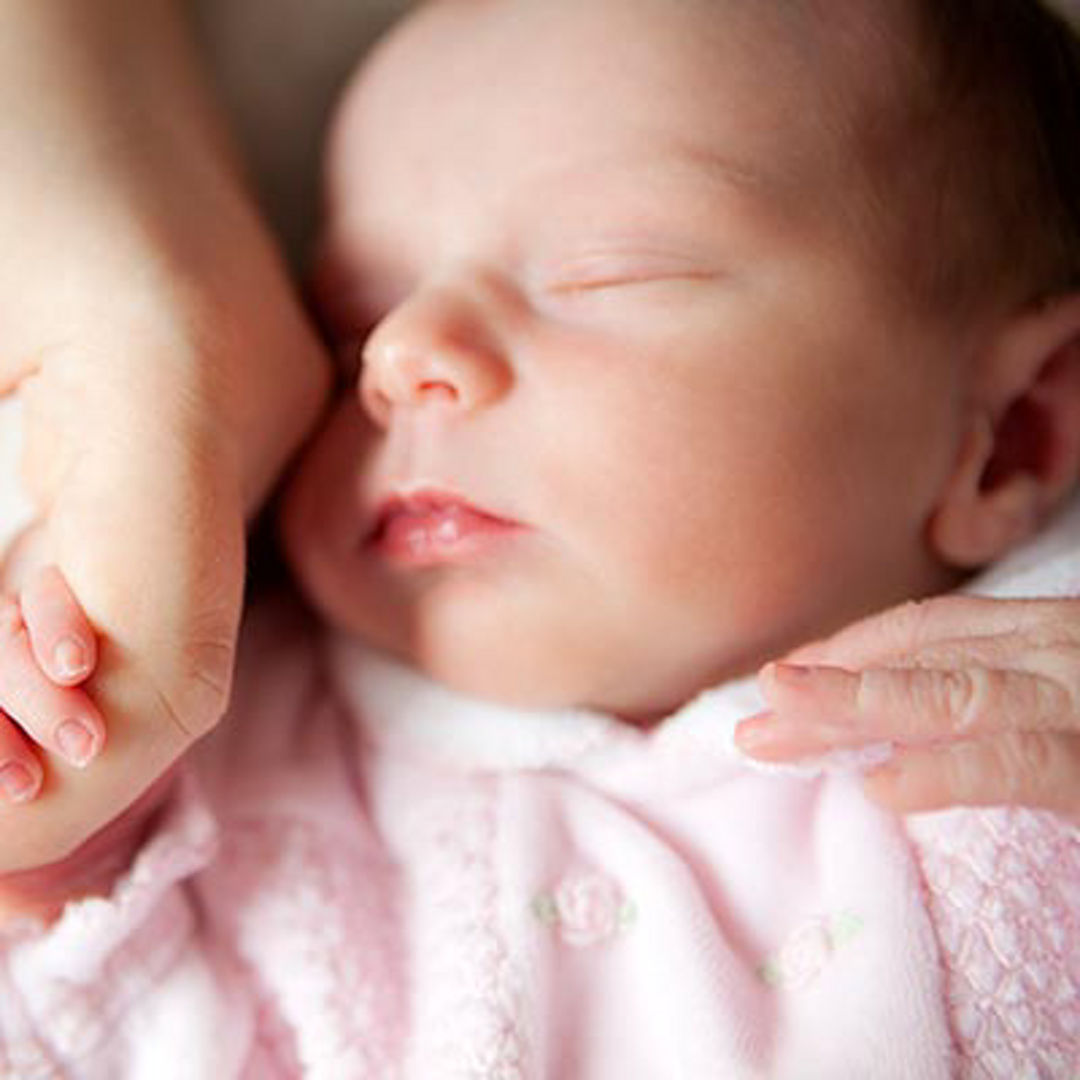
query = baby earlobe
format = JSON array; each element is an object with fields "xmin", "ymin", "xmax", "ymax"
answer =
[
  {"xmin": 927, "ymin": 412, "xmax": 1039, "ymax": 569},
  {"xmin": 929, "ymin": 295, "xmax": 1080, "ymax": 569}
]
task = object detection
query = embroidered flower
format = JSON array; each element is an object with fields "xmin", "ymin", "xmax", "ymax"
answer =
[
  {"xmin": 760, "ymin": 910, "xmax": 865, "ymax": 989},
  {"xmin": 533, "ymin": 869, "xmax": 636, "ymax": 947}
]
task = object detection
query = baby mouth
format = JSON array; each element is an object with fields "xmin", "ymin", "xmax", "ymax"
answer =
[{"xmin": 366, "ymin": 492, "xmax": 522, "ymax": 567}]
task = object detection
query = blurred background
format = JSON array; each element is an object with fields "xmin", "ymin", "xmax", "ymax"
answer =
[{"xmin": 192, "ymin": 0, "xmax": 412, "ymax": 263}]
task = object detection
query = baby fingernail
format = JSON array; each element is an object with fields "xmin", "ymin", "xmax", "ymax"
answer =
[
  {"xmin": 56, "ymin": 719, "xmax": 100, "ymax": 768},
  {"xmin": 53, "ymin": 637, "xmax": 89, "ymax": 679},
  {"xmin": 0, "ymin": 762, "xmax": 38, "ymax": 803}
]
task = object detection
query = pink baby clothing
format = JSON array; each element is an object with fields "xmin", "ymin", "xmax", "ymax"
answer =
[{"xmin": 2, "ymin": 507, "xmax": 1080, "ymax": 1078}]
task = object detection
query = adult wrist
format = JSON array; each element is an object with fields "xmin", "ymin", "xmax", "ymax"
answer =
[{"xmin": 0, "ymin": 0, "xmax": 332, "ymax": 516}]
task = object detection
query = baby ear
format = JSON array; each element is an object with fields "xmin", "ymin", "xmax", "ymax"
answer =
[{"xmin": 929, "ymin": 293, "xmax": 1080, "ymax": 569}]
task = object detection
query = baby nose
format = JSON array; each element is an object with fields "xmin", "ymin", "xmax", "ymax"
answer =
[{"xmin": 359, "ymin": 286, "xmax": 511, "ymax": 425}]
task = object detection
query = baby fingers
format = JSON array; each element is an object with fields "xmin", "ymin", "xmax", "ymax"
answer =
[
  {"xmin": 860, "ymin": 731, "xmax": 1080, "ymax": 814},
  {"xmin": 19, "ymin": 565, "xmax": 97, "ymax": 685},
  {"xmin": 0, "ymin": 710, "xmax": 44, "ymax": 804},
  {"xmin": 0, "ymin": 594, "xmax": 104, "ymax": 769}
]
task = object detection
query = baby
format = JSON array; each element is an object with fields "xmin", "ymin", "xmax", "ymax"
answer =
[{"xmin": 1, "ymin": 0, "xmax": 1079, "ymax": 1076}]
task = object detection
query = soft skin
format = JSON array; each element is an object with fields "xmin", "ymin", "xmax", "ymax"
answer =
[{"xmin": 280, "ymin": 0, "xmax": 976, "ymax": 722}]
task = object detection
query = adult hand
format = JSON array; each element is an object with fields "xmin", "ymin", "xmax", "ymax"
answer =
[
  {"xmin": 0, "ymin": 0, "xmax": 330, "ymax": 886},
  {"xmin": 736, "ymin": 595, "xmax": 1080, "ymax": 816}
]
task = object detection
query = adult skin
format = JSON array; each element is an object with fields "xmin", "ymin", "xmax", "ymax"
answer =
[
  {"xmin": 0, "ymin": 0, "xmax": 330, "ymax": 909},
  {"xmin": 739, "ymin": 593, "xmax": 1080, "ymax": 817}
]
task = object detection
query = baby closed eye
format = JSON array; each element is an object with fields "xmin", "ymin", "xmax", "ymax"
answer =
[
  {"xmin": 539, "ymin": 252, "xmax": 722, "ymax": 296},
  {"xmin": 530, "ymin": 251, "xmax": 730, "ymax": 328}
]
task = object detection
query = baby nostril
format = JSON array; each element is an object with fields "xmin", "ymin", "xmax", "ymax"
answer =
[{"xmin": 416, "ymin": 380, "xmax": 458, "ymax": 402}]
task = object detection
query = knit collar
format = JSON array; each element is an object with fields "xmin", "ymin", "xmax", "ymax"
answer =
[{"xmin": 328, "ymin": 495, "xmax": 1080, "ymax": 780}]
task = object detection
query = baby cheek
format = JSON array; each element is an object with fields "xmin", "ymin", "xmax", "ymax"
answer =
[
  {"xmin": 278, "ymin": 413, "xmax": 365, "ymax": 577},
  {"xmin": 626, "ymin": 435, "xmax": 847, "ymax": 606}
]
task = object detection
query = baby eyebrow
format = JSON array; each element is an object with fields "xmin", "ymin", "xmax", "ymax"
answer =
[
  {"xmin": 537, "ymin": 143, "xmax": 782, "ymax": 237},
  {"xmin": 658, "ymin": 137, "xmax": 771, "ymax": 195},
  {"xmin": 524, "ymin": 129, "xmax": 774, "ymax": 209},
  {"xmin": 610, "ymin": 139, "xmax": 805, "ymax": 239}
]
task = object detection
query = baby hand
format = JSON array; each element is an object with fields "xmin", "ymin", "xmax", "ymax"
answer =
[
  {"xmin": 735, "ymin": 595, "xmax": 1080, "ymax": 816},
  {"xmin": 0, "ymin": 565, "xmax": 104, "ymax": 804}
]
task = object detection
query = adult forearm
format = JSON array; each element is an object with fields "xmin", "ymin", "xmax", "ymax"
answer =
[
  {"xmin": 0, "ymin": 0, "xmax": 330, "ymax": 512},
  {"xmin": 0, "ymin": 0, "xmax": 243, "ymax": 264},
  {"xmin": 0, "ymin": 0, "xmax": 329, "ymax": 884}
]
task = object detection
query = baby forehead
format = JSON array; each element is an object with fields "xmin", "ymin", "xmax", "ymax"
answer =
[
  {"xmin": 354, "ymin": 0, "xmax": 915, "ymax": 161},
  {"xmin": 332, "ymin": 0, "xmax": 928, "ymax": 256},
  {"xmin": 400, "ymin": 0, "xmax": 918, "ymax": 72}
]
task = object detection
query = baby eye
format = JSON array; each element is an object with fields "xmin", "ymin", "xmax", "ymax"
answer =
[{"xmin": 539, "ymin": 254, "xmax": 718, "ymax": 297}]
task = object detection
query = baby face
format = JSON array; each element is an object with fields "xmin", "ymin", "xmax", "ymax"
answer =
[{"xmin": 282, "ymin": 0, "xmax": 969, "ymax": 720}]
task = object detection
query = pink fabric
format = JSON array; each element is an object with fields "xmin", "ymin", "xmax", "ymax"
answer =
[
  {"xmin": 2, "ymin": 501, "xmax": 1080, "ymax": 1077},
  {"xmin": 908, "ymin": 808, "xmax": 1080, "ymax": 1078}
]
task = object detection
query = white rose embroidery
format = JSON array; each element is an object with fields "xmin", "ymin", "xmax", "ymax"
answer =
[
  {"xmin": 760, "ymin": 911, "xmax": 865, "ymax": 989},
  {"xmin": 533, "ymin": 869, "xmax": 636, "ymax": 948}
]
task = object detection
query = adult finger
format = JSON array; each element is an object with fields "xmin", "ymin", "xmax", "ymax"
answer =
[
  {"xmin": 785, "ymin": 595, "xmax": 1080, "ymax": 669},
  {"xmin": 19, "ymin": 564, "xmax": 96, "ymax": 685},
  {"xmin": 861, "ymin": 731, "xmax": 1080, "ymax": 814},
  {"xmin": 0, "ymin": 710, "xmax": 43, "ymax": 805},
  {"xmin": 0, "ymin": 595, "xmax": 104, "ymax": 768},
  {"xmin": 749, "ymin": 660, "xmax": 1075, "ymax": 749}
]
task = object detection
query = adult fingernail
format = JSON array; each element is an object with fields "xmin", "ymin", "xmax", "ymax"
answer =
[
  {"xmin": 735, "ymin": 716, "xmax": 816, "ymax": 759},
  {"xmin": 53, "ymin": 637, "xmax": 89, "ymax": 680},
  {"xmin": 0, "ymin": 762, "xmax": 38, "ymax": 803},
  {"xmin": 771, "ymin": 663, "xmax": 815, "ymax": 684},
  {"xmin": 734, "ymin": 713, "xmax": 777, "ymax": 748},
  {"xmin": 56, "ymin": 719, "xmax": 99, "ymax": 768}
]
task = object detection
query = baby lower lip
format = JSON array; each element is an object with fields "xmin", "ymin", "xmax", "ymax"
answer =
[{"xmin": 368, "ymin": 498, "xmax": 521, "ymax": 567}]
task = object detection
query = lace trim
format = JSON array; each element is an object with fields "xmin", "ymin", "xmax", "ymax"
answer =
[
  {"xmin": 909, "ymin": 808, "xmax": 1080, "ymax": 1079},
  {"xmin": 1, "ymin": 774, "xmax": 219, "ymax": 1069},
  {"xmin": 205, "ymin": 812, "xmax": 405, "ymax": 1080},
  {"xmin": 401, "ymin": 776, "xmax": 531, "ymax": 1080}
]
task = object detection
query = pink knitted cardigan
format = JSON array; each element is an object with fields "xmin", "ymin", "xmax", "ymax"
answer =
[{"xmin": 0, "ymin": 505, "xmax": 1078, "ymax": 1078}]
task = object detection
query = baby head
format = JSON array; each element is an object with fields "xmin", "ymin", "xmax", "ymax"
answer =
[{"xmin": 282, "ymin": 0, "xmax": 1080, "ymax": 722}]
